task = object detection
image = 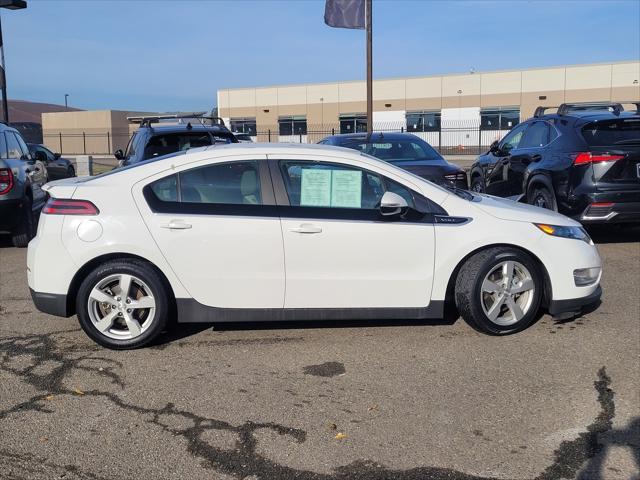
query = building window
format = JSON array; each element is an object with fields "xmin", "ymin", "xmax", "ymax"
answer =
[
  {"xmin": 339, "ymin": 114, "xmax": 367, "ymax": 134},
  {"xmin": 480, "ymin": 108, "xmax": 520, "ymax": 130},
  {"xmin": 230, "ymin": 118, "xmax": 257, "ymax": 136},
  {"xmin": 406, "ymin": 111, "xmax": 441, "ymax": 132},
  {"xmin": 278, "ymin": 116, "xmax": 307, "ymax": 136}
]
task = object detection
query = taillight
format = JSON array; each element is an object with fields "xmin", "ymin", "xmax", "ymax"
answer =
[
  {"xmin": 573, "ymin": 152, "xmax": 625, "ymax": 165},
  {"xmin": 0, "ymin": 168, "xmax": 14, "ymax": 195},
  {"xmin": 42, "ymin": 198, "xmax": 99, "ymax": 215},
  {"xmin": 444, "ymin": 172, "xmax": 467, "ymax": 181}
]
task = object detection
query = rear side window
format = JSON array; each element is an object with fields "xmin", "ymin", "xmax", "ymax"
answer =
[
  {"xmin": 147, "ymin": 161, "xmax": 262, "ymax": 206},
  {"xmin": 519, "ymin": 122, "xmax": 549, "ymax": 148},
  {"xmin": 5, "ymin": 132, "xmax": 23, "ymax": 159},
  {"xmin": 0, "ymin": 132, "xmax": 7, "ymax": 159},
  {"xmin": 581, "ymin": 119, "xmax": 640, "ymax": 146}
]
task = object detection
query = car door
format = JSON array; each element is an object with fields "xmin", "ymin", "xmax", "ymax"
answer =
[
  {"xmin": 270, "ymin": 154, "xmax": 436, "ymax": 309},
  {"xmin": 508, "ymin": 121, "xmax": 550, "ymax": 196},
  {"xmin": 135, "ymin": 155, "xmax": 285, "ymax": 309},
  {"xmin": 484, "ymin": 123, "xmax": 529, "ymax": 197}
]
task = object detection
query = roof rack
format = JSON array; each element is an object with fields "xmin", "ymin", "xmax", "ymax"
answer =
[
  {"xmin": 127, "ymin": 112, "xmax": 227, "ymax": 128},
  {"xmin": 533, "ymin": 101, "xmax": 639, "ymax": 118}
]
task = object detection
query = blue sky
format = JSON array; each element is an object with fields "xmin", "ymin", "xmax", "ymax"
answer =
[{"xmin": 3, "ymin": 0, "xmax": 639, "ymax": 112}]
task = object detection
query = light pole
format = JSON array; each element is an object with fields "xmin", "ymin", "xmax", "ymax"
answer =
[
  {"xmin": 64, "ymin": 94, "xmax": 69, "ymax": 108},
  {"xmin": 0, "ymin": 0, "xmax": 27, "ymax": 123}
]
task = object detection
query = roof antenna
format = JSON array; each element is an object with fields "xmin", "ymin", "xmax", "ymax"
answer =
[{"xmin": 186, "ymin": 122, "xmax": 192, "ymax": 130}]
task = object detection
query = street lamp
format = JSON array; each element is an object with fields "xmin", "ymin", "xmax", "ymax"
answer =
[
  {"xmin": 65, "ymin": 94, "xmax": 69, "ymax": 108},
  {"xmin": 0, "ymin": 0, "xmax": 27, "ymax": 123}
]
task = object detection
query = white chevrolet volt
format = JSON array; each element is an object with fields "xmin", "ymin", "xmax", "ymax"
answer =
[{"xmin": 27, "ymin": 144, "xmax": 602, "ymax": 349}]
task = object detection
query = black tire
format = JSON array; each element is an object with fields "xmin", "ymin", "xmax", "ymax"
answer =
[
  {"xmin": 470, "ymin": 175, "xmax": 484, "ymax": 193},
  {"xmin": 455, "ymin": 247, "xmax": 543, "ymax": 335},
  {"xmin": 76, "ymin": 259, "xmax": 170, "ymax": 349},
  {"xmin": 528, "ymin": 184, "xmax": 557, "ymax": 211},
  {"xmin": 11, "ymin": 196, "xmax": 36, "ymax": 248},
  {"xmin": 67, "ymin": 166, "xmax": 75, "ymax": 178}
]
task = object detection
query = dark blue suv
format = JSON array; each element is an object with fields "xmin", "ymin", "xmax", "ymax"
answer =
[{"xmin": 469, "ymin": 102, "xmax": 640, "ymax": 224}]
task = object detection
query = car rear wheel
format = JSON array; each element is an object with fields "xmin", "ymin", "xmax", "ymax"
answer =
[
  {"xmin": 11, "ymin": 196, "xmax": 36, "ymax": 248},
  {"xmin": 67, "ymin": 165, "xmax": 75, "ymax": 178},
  {"xmin": 528, "ymin": 184, "xmax": 557, "ymax": 211},
  {"xmin": 76, "ymin": 259, "xmax": 170, "ymax": 349},
  {"xmin": 455, "ymin": 247, "xmax": 542, "ymax": 335}
]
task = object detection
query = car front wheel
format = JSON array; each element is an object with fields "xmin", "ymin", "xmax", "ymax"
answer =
[
  {"xmin": 455, "ymin": 247, "xmax": 542, "ymax": 335},
  {"xmin": 528, "ymin": 184, "xmax": 557, "ymax": 211},
  {"xmin": 76, "ymin": 259, "xmax": 170, "ymax": 349},
  {"xmin": 470, "ymin": 175, "xmax": 484, "ymax": 193}
]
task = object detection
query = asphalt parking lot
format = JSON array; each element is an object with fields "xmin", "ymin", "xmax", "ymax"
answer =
[{"xmin": 0, "ymin": 226, "xmax": 638, "ymax": 480}]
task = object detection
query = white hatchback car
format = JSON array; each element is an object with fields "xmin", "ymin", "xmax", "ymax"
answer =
[{"xmin": 28, "ymin": 144, "xmax": 602, "ymax": 349}]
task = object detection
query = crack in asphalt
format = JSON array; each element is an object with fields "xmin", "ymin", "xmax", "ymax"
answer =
[{"xmin": 0, "ymin": 329, "xmax": 637, "ymax": 480}]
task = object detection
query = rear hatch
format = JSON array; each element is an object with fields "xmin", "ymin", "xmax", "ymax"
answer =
[{"xmin": 580, "ymin": 116, "xmax": 640, "ymax": 191}]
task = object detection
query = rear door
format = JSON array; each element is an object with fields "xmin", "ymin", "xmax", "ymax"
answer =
[
  {"xmin": 507, "ymin": 121, "xmax": 551, "ymax": 196},
  {"xmin": 134, "ymin": 155, "xmax": 285, "ymax": 309},
  {"xmin": 580, "ymin": 117, "xmax": 640, "ymax": 192}
]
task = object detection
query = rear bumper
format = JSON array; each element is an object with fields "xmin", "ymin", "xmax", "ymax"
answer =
[
  {"xmin": 29, "ymin": 288, "xmax": 72, "ymax": 317},
  {"xmin": 580, "ymin": 201, "xmax": 640, "ymax": 223},
  {"xmin": 547, "ymin": 285, "xmax": 602, "ymax": 317}
]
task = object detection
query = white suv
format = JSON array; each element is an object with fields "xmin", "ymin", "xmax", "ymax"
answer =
[{"xmin": 28, "ymin": 144, "xmax": 602, "ymax": 349}]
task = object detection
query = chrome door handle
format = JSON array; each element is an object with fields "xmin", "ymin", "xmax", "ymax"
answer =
[
  {"xmin": 290, "ymin": 223, "xmax": 322, "ymax": 234},
  {"xmin": 160, "ymin": 220, "xmax": 192, "ymax": 230}
]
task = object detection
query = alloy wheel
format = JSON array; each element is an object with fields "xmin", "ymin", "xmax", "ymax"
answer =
[
  {"xmin": 480, "ymin": 261, "xmax": 535, "ymax": 326},
  {"xmin": 87, "ymin": 274, "xmax": 156, "ymax": 340}
]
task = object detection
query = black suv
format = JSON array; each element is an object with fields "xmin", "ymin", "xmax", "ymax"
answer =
[
  {"xmin": 0, "ymin": 123, "xmax": 48, "ymax": 247},
  {"xmin": 116, "ymin": 114, "xmax": 238, "ymax": 167},
  {"xmin": 469, "ymin": 102, "xmax": 640, "ymax": 224}
]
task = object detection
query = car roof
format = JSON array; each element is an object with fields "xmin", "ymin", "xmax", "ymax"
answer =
[
  {"xmin": 535, "ymin": 110, "xmax": 640, "ymax": 124},
  {"xmin": 325, "ymin": 132, "xmax": 421, "ymax": 142},
  {"xmin": 140, "ymin": 124, "xmax": 232, "ymax": 134}
]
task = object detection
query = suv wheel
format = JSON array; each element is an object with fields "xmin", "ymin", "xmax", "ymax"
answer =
[
  {"xmin": 11, "ymin": 196, "xmax": 36, "ymax": 248},
  {"xmin": 76, "ymin": 259, "xmax": 170, "ymax": 349},
  {"xmin": 470, "ymin": 175, "xmax": 484, "ymax": 193},
  {"xmin": 528, "ymin": 184, "xmax": 557, "ymax": 211},
  {"xmin": 455, "ymin": 247, "xmax": 542, "ymax": 335}
]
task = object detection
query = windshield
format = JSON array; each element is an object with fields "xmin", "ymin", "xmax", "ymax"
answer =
[
  {"xmin": 338, "ymin": 137, "xmax": 441, "ymax": 162},
  {"xmin": 581, "ymin": 118, "xmax": 640, "ymax": 146}
]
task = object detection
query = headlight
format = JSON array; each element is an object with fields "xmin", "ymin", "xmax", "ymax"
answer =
[{"xmin": 534, "ymin": 223, "xmax": 592, "ymax": 243}]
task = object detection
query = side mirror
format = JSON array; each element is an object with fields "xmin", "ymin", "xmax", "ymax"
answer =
[
  {"xmin": 53, "ymin": 153, "xmax": 61, "ymax": 160},
  {"xmin": 34, "ymin": 151, "xmax": 47, "ymax": 162},
  {"xmin": 114, "ymin": 149, "xmax": 124, "ymax": 160},
  {"xmin": 379, "ymin": 191, "xmax": 408, "ymax": 217},
  {"xmin": 489, "ymin": 140, "xmax": 500, "ymax": 153}
]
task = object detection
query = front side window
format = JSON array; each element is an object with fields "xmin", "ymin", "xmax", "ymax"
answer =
[
  {"xmin": 519, "ymin": 122, "xmax": 550, "ymax": 149},
  {"xmin": 499, "ymin": 122, "xmax": 528, "ymax": 153},
  {"xmin": 14, "ymin": 133, "xmax": 31, "ymax": 160},
  {"xmin": 279, "ymin": 161, "xmax": 415, "ymax": 210},
  {"xmin": 147, "ymin": 161, "xmax": 262, "ymax": 207}
]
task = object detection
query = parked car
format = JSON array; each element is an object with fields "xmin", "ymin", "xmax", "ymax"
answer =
[
  {"xmin": 116, "ymin": 114, "xmax": 238, "ymax": 167},
  {"xmin": 319, "ymin": 132, "xmax": 468, "ymax": 189},
  {"xmin": 28, "ymin": 144, "xmax": 75, "ymax": 180},
  {"xmin": 29, "ymin": 143, "xmax": 601, "ymax": 349},
  {"xmin": 469, "ymin": 102, "xmax": 640, "ymax": 224},
  {"xmin": 233, "ymin": 132, "xmax": 254, "ymax": 143},
  {"xmin": 0, "ymin": 124, "xmax": 48, "ymax": 247}
]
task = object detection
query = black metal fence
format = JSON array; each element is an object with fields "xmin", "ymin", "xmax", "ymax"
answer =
[{"xmin": 42, "ymin": 121, "xmax": 513, "ymax": 156}]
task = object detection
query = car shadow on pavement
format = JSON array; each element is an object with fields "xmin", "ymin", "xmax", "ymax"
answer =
[
  {"xmin": 0, "ymin": 235, "xmax": 14, "ymax": 248},
  {"xmin": 586, "ymin": 224, "xmax": 640, "ymax": 244}
]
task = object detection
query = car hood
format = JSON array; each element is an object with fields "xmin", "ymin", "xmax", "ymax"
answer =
[{"xmin": 471, "ymin": 193, "xmax": 580, "ymax": 226}]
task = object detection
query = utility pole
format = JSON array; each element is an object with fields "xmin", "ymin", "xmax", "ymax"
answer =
[
  {"xmin": 0, "ymin": 1, "xmax": 27, "ymax": 123},
  {"xmin": 64, "ymin": 93, "xmax": 69, "ymax": 108},
  {"xmin": 365, "ymin": 0, "xmax": 372, "ymax": 136}
]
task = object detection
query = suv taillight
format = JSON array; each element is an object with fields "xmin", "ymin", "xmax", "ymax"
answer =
[
  {"xmin": 42, "ymin": 198, "xmax": 99, "ymax": 215},
  {"xmin": 0, "ymin": 168, "xmax": 14, "ymax": 195},
  {"xmin": 573, "ymin": 152, "xmax": 625, "ymax": 165}
]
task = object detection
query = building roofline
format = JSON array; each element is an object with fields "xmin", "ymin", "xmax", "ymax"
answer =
[{"xmin": 217, "ymin": 59, "xmax": 640, "ymax": 93}]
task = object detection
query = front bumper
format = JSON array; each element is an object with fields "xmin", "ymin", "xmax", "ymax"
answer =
[
  {"xmin": 547, "ymin": 285, "xmax": 602, "ymax": 317},
  {"xmin": 30, "ymin": 288, "xmax": 72, "ymax": 317}
]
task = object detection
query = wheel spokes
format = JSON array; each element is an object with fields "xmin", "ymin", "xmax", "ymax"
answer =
[
  {"xmin": 502, "ymin": 261, "xmax": 515, "ymax": 285},
  {"xmin": 505, "ymin": 297, "xmax": 524, "ymax": 321},
  {"xmin": 95, "ymin": 309, "xmax": 118, "ymax": 333},
  {"xmin": 122, "ymin": 311, "xmax": 142, "ymax": 337},
  {"xmin": 90, "ymin": 288, "xmax": 115, "ymax": 305},
  {"xmin": 486, "ymin": 294, "xmax": 505, "ymax": 321},
  {"xmin": 118, "ymin": 274, "xmax": 133, "ymax": 298},
  {"xmin": 511, "ymin": 278, "xmax": 534, "ymax": 294},
  {"xmin": 129, "ymin": 296, "xmax": 155, "ymax": 310},
  {"xmin": 482, "ymin": 279, "xmax": 501, "ymax": 294}
]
